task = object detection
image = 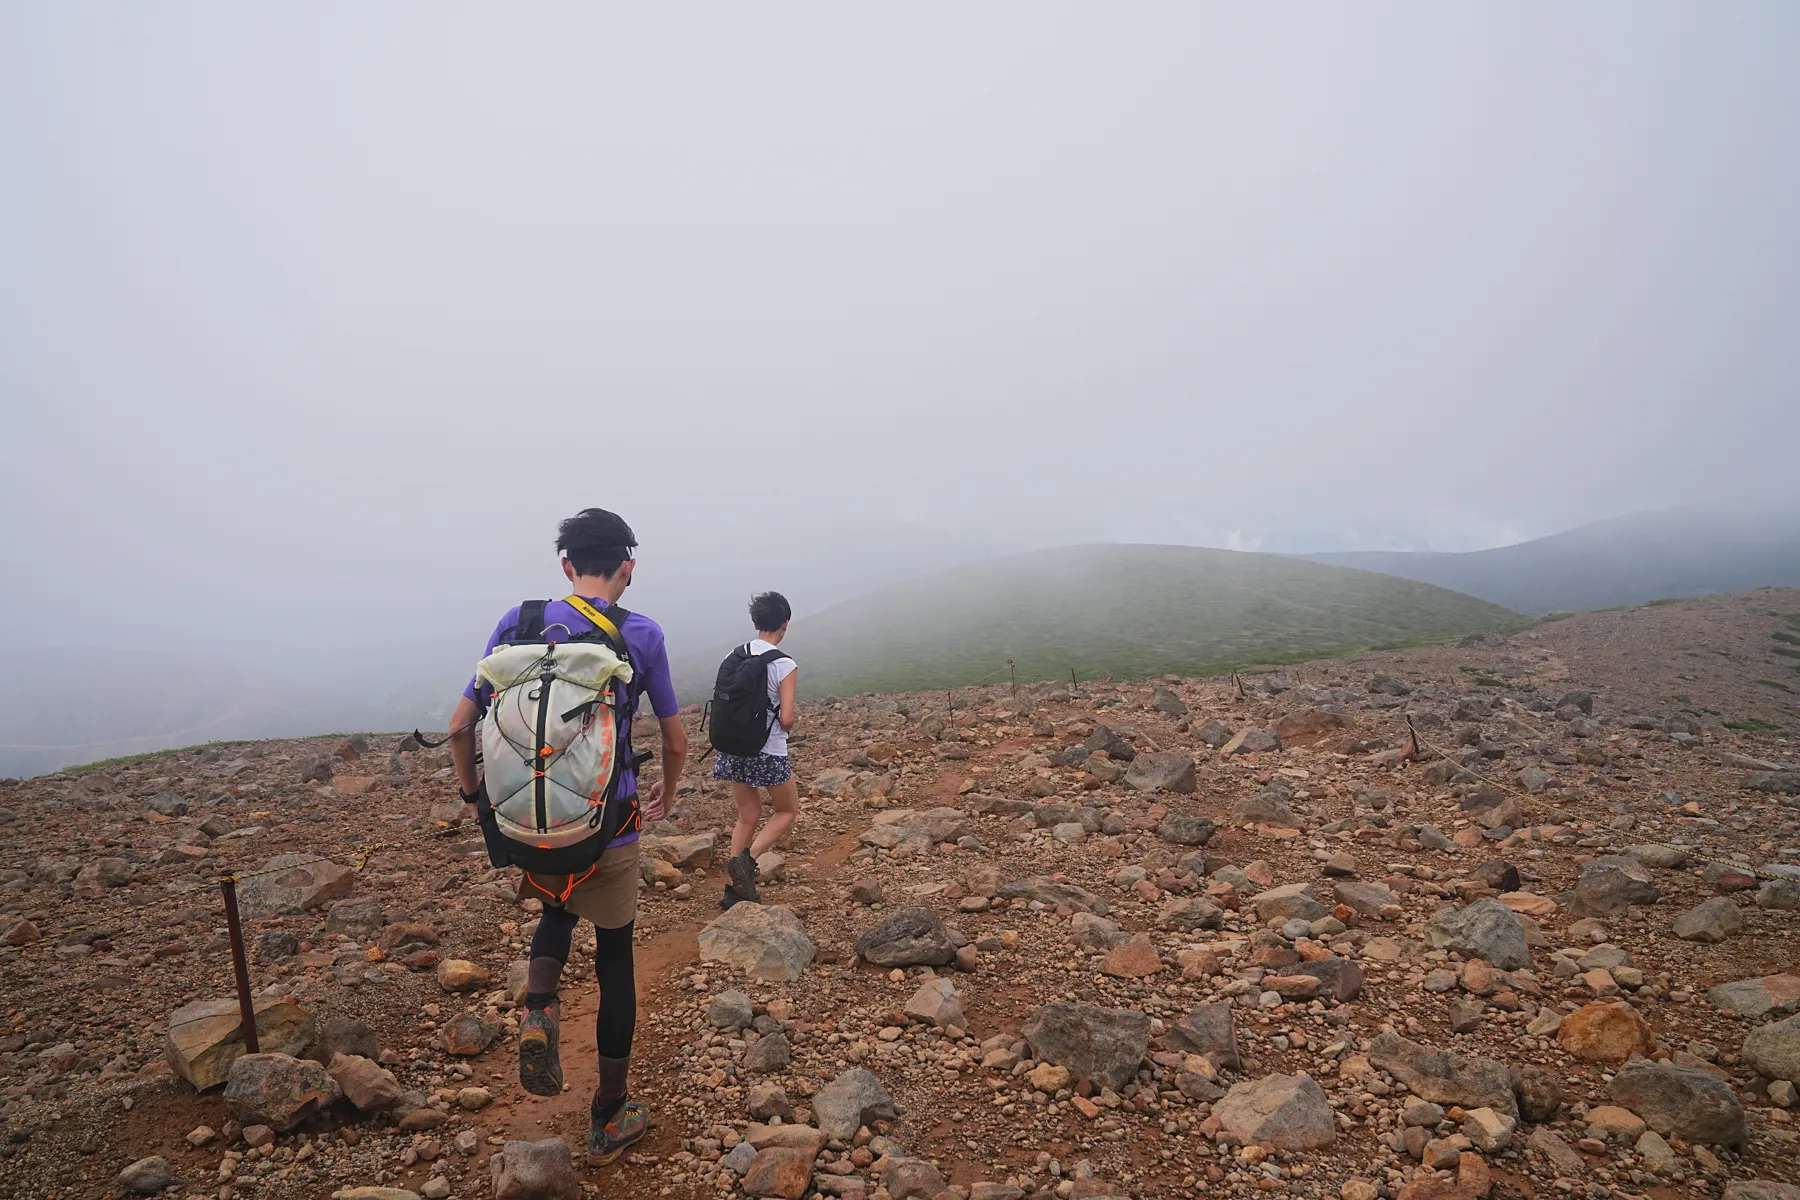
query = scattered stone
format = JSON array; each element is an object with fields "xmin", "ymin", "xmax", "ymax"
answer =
[
  {"xmin": 235, "ymin": 853, "xmax": 355, "ymax": 917},
  {"xmin": 904, "ymin": 977, "xmax": 965, "ymax": 1028},
  {"xmin": 490, "ymin": 1138, "xmax": 581, "ymax": 1200},
  {"xmin": 698, "ymin": 903, "xmax": 818, "ymax": 981},
  {"xmin": 1126, "ymin": 752, "xmax": 1197, "ymax": 793},
  {"xmin": 434, "ymin": 959, "xmax": 490, "ymax": 992},
  {"xmin": 1743, "ymin": 1012, "xmax": 1800, "ymax": 1084},
  {"xmin": 165, "ymin": 997, "xmax": 314, "ymax": 1090},
  {"xmin": 1708, "ymin": 974, "xmax": 1800, "ymax": 1020},
  {"xmin": 1609, "ymin": 1061, "xmax": 1746, "ymax": 1147},
  {"xmin": 1558, "ymin": 1001, "xmax": 1656, "ymax": 1063},
  {"xmin": 222, "ymin": 1052, "xmax": 341, "ymax": 1131},
  {"xmin": 1570, "ymin": 855, "xmax": 1661, "ymax": 917},
  {"xmin": 854, "ymin": 907, "xmax": 955, "ymax": 967},
  {"xmin": 1514, "ymin": 1064, "xmax": 1563, "ymax": 1122},
  {"xmin": 327, "ymin": 1053, "xmax": 405, "ymax": 1112},
  {"xmin": 1100, "ymin": 934, "xmax": 1163, "ymax": 978},
  {"xmin": 1023, "ymin": 1001, "xmax": 1151, "ymax": 1090},
  {"xmin": 1156, "ymin": 814, "xmax": 1216, "ymax": 845},
  {"xmin": 709, "ymin": 990, "xmax": 755, "ymax": 1030},
  {"xmin": 1251, "ymin": 883, "xmax": 1327, "ymax": 923},
  {"xmin": 813, "ymin": 1068, "xmax": 896, "ymax": 1140},
  {"xmin": 117, "ymin": 1156, "xmax": 175, "ymax": 1194},
  {"xmin": 744, "ymin": 1147, "xmax": 816, "ymax": 1199},
  {"xmin": 1214, "ymin": 1073, "xmax": 1336, "ymax": 1150},
  {"xmin": 744, "ymin": 1033, "xmax": 791, "ymax": 1073},
  {"xmin": 441, "ymin": 1013, "xmax": 500, "ymax": 1056},
  {"xmin": 1424, "ymin": 898, "xmax": 1531, "ymax": 970},
  {"xmin": 1167, "ymin": 1002, "xmax": 1240, "ymax": 1069},
  {"xmin": 1672, "ymin": 896, "xmax": 1743, "ymax": 943},
  {"xmin": 1369, "ymin": 1032, "xmax": 1517, "ymax": 1119}
]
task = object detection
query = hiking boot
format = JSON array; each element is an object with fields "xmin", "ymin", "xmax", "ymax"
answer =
[
  {"xmin": 721, "ymin": 883, "xmax": 746, "ymax": 910},
  {"xmin": 517, "ymin": 1001, "xmax": 562, "ymax": 1097},
  {"xmin": 587, "ymin": 1098, "xmax": 649, "ymax": 1166},
  {"xmin": 728, "ymin": 849, "xmax": 761, "ymax": 902}
]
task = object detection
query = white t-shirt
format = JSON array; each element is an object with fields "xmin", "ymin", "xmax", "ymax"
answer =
[{"xmin": 748, "ymin": 638, "xmax": 797, "ymax": 756}]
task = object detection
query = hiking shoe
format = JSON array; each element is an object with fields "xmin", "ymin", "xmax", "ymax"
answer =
[
  {"xmin": 517, "ymin": 1001, "xmax": 563, "ymax": 1097},
  {"xmin": 721, "ymin": 883, "xmax": 746, "ymax": 910},
  {"xmin": 587, "ymin": 1098, "xmax": 649, "ymax": 1166},
  {"xmin": 728, "ymin": 849, "xmax": 761, "ymax": 902}
]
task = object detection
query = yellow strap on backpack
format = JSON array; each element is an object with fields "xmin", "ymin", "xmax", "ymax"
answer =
[{"xmin": 563, "ymin": 595, "xmax": 622, "ymax": 642}]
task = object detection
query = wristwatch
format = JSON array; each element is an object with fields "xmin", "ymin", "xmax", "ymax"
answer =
[{"xmin": 459, "ymin": 785, "xmax": 482, "ymax": 805}]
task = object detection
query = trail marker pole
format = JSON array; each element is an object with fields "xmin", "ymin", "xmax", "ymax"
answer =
[
  {"xmin": 1070, "ymin": 668, "xmax": 1077, "ymax": 688},
  {"xmin": 220, "ymin": 876, "xmax": 259, "ymax": 1053},
  {"xmin": 946, "ymin": 690, "xmax": 954, "ymax": 717},
  {"xmin": 1406, "ymin": 715, "xmax": 1421, "ymax": 760},
  {"xmin": 1008, "ymin": 660, "xmax": 1017, "ymax": 696},
  {"xmin": 1233, "ymin": 671, "xmax": 1245, "ymax": 699}
]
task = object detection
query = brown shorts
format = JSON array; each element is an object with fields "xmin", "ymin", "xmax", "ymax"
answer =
[{"xmin": 514, "ymin": 838, "xmax": 641, "ymax": 930}]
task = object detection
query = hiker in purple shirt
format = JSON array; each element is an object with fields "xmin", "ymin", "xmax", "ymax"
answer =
[{"xmin": 446, "ymin": 507, "xmax": 685, "ymax": 1166}]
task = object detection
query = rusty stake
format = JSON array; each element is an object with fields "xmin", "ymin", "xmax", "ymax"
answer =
[{"xmin": 220, "ymin": 876, "xmax": 259, "ymax": 1054}]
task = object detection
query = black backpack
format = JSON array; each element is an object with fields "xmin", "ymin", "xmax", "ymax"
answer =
[{"xmin": 706, "ymin": 644, "xmax": 791, "ymax": 757}]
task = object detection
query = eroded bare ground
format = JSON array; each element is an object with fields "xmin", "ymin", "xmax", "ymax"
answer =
[{"xmin": 2, "ymin": 589, "xmax": 1800, "ymax": 1200}]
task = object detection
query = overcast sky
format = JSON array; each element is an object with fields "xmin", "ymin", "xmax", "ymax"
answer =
[{"xmin": 3, "ymin": 4, "xmax": 1797, "ymax": 677}]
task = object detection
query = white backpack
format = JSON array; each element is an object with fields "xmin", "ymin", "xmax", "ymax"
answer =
[{"xmin": 475, "ymin": 602, "xmax": 639, "ymax": 869}]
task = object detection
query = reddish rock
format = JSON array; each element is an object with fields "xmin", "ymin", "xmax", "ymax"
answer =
[
  {"xmin": 1100, "ymin": 934, "xmax": 1163, "ymax": 978},
  {"xmin": 743, "ymin": 1147, "xmax": 816, "ymax": 1198},
  {"xmin": 1558, "ymin": 1001, "xmax": 1656, "ymax": 1063}
]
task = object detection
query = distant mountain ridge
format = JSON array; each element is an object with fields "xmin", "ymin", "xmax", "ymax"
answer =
[
  {"xmin": 1299, "ymin": 506, "xmax": 1800, "ymax": 614},
  {"xmin": 674, "ymin": 543, "xmax": 1518, "ymax": 700}
]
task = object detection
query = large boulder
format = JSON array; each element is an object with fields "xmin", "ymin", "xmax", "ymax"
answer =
[
  {"xmin": 813, "ymin": 1068, "xmax": 896, "ymax": 1140},
  {"xmin": 853, "ymin": 907, "xmax": 954, "ymax": 968},
  {"xmin": 1368, "ymin": 1032, "xmax": 1517, "ymax": 1120},
  {"xmin": 1609, "ymin": 1062, "xmax": 1746, "ymax": 1147},
  {"xmin": 1743, "ymin": 1012, "xmax": 1800, "ymax": 1084},
  {"xmin": 165, "ymin": 997, "xmax": 314, "ymax": 1090},
  {"xmin": 1724, "ymin": 1184, "xmax": 1800, "ymax": 1200},
  {"xmin": 697, "ymin": 904, "xmax": 817, "ymax": 982},
  {"xmin": 1423, "ymin": 898, "xmax": 1531, "ymax": 971},
  {"xmin": 490, "ymin": 1137, "xmax": 581, "ymax": 1200},
  {"xmin": 1570, "ymin": 855, "xmax": 1661, "ymax": 918},
  {"xmin": 1710, "ymin": 975, "xmax": 1800, "ymax": 1020},
  {"xmin": 222, "ymin": 1053, "xmax": 342, "ymax": 1131},
  {"xmin": 1214, "ymin": 1073, "xmax": 1336, "ymax": 1150},
  {"xmin": 235, "ymin": 854, "xmax": 355, "ymax": 918},
  {"xmin": 1022, "ymin": 1002, "xmax": 1151, "ymax": 1091},
  {"xmin": 1126, "ymin": 752, "xmax": 1197, "ymax": 794}
]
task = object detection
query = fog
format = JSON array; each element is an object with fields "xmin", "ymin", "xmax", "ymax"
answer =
[{"xmin": 3, "ymin": 5, "xmax": 1798, "ymax": 763}]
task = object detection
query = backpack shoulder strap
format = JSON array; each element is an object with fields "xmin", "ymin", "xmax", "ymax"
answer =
[
  {"xmin": 564, "ymin": 595, "xmax": 626, "ymax": 646},
  {"xmin": 508, "ymin": 601, "xmax": 548, "ymax": 644},
  {"xmin": 755, "ymin": 649, "xmax": 791, "ymax": 665}
]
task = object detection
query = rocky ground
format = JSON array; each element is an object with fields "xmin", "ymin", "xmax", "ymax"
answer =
[{"xmin": 3, "ymin": 589, "xmax": 1800, "ymax": 1200}]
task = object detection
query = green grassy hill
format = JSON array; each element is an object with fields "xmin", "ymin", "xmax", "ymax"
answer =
[{"xmin": 676, "ymin": 543, "xmax": 1520, "ymax": 699}]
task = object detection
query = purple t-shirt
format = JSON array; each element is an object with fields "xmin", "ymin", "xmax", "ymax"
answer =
[{"xmin": 464, "ymin": 596, "xmax": 678, "ymax": 845}]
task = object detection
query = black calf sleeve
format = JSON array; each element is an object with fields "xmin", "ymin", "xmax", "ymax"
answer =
[
  {"xmin": 592, "ymin": 921, "xmax": 636, "ymax": 1060},
  {"xmin": 530, "ymin": 904, "xmax": 579, "ymax": 962}
]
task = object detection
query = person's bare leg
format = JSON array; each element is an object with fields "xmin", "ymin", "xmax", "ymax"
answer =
[
  {"xmin": 749, "ymin": 778, "xmax": 799, "ymax": 857},
  {"xmin": 728, "ymin": 783, "xmax": 763, "ymax": 857}
]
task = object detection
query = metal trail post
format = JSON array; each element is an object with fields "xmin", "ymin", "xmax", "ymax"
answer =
[
  {"xmin": 1070, "ymin": 668, "xmax": 1077, "ymax": 688},
  {"xmin": 1008, "ymin": 659, "xmax": 1017, "ymax": 696},
  {"xmin": 1233, "ymin": 671, "xmax": 1245, "ymax": 699},
  {"xmin": 1406, "ymin": 715, "xmax": 1421, "ymax": 760},
  {"xmin": 220, "ymin": 876, "xmax": 260, "ymax": 1054}
]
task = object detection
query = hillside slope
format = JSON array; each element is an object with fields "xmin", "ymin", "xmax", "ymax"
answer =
[
  {"xmin": 678, "ymin": 543, "xmax": 1518, "ymax": 698},
  {"xmin": 1301, "ymin": 505, "xmax": 1800, "ymax": 614}
]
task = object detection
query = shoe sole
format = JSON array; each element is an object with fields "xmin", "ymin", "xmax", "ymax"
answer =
[
  {"xmin": 518, "ymin": 1034, "xmax": 563, "ymax": 1097},
  {"xmin": 728, "ymin": 853, "xmax": 761, "ymax": 901}
]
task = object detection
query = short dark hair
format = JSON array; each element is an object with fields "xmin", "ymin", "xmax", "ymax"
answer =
[
  {"xmin": 557, "ymin": 508, "xmax": 637, "ymax": 578},
  {"xmin": 750, "ymin": 591, "xmax": 791, "ymax": 633}
]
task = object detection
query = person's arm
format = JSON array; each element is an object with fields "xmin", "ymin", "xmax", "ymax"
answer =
[
  {"xmin": 643, "ymin": 713, "xmax": 686, "ymax": 822},
  {"xmin": 638, "ymin": 624, "xmax": 683, "ymax": 822},
  {"xmin": 448, "ymin": 694, "xmax": 482, "ymax": 799},
  {"xmin": 778, "ymin": 668, "xmax": 798, "ymax": 731}
]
